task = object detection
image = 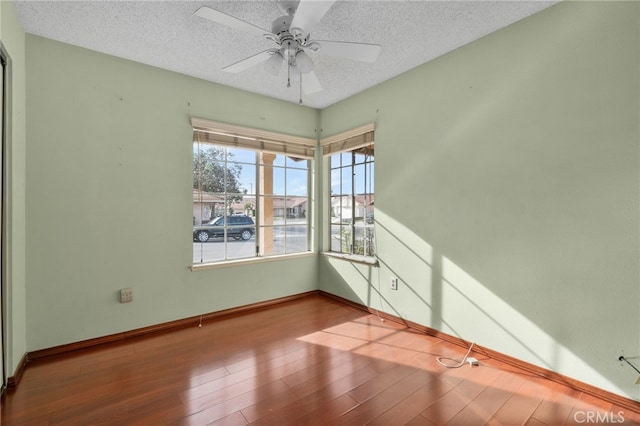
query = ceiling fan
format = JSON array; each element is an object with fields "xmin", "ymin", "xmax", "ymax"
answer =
[{"xmin": 195, "ymin": 0, "xmax": 381, "ymax": 102}]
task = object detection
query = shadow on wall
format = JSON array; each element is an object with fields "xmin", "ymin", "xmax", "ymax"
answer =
[{"xmin": 320, "ymin": 209, "xmax": 630, "ymax": 398}]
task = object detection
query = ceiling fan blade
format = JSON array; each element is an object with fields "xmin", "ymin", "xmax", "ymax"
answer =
[
  {"xmin": 290, "ymin": 0, "xmax": 336, "ymax": 35},
  {"xmin": 303, "ymin": 71, "xmax": 322, "ymax": 94},
  {"xmin": 315, "ymin": 40, "xmax": 381, "ymax": 63},
  {"xmin": 223, "ymin": 50, "xmax": 273, "ymax": 73},
  {"xmin": 195, "ymin": 6, "xmax": 274, "ymax": 38}
]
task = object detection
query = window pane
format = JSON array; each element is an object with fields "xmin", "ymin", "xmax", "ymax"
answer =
[
  {"xmin": 333, "ymin": 225, "xmax": 352, "ymax": 253},
  {"xmin": 273, "ymin": 167, "xmax": 285, "ymax": 196},
  {"xmin": 260, "ymin": 165, "xmax": 285, "ymax": 196},
  {"xmin": 354, "ymin": 152, "xmax": 367, "ymax": 165},
  {"xmin": 212, "ymin": 201, "xmax": 226, "ymax": 219},
  {"xmin": 273, "ymin": 154, "xmax": 285, "ymax": 167},
  {"xmin": 227, "ymin": 160, "xmax": 254, "ymax": 196},
  {"xmin": 198, "ymin": 144, "xmax": 224, "ymax": 161},
  {"xmin": 193, "ymin": 241, "xmax": 225, "ymax": 264},
  {"xmin": 227, "ymin": 194, "xmax": 245, "ymax": 216},
  {"xmin": 330, "ymin": 224, "xmax": 342, "ymax": 252},
  {"xmin": 284, "ymin": 224, "xmax": 308, "ymax": 253},
  {"xmin": 286, "ymin": 168, "xmax": 307, "ymax": 196},
  {"xmin": 194, "ymin": 156, "xmax": 226, "ymax": 194},
  {"xmin": 237, "ymin": 168, "xmax": 256, "ymax": 196},
  {"xmin": 331, "ymin": 195, "xmax": 351, "ymax": 224},
  {"xmin": 353, "ymin": 222, "xmax": 375, "ymax": 256},
  {"xmin": 330, "ymin": 168, "xmax": 342, "ymax": 195},
  {"xmin": 330, "ymin": 154, "xmax": 338, "ymax": 170},
  {"xmin": 260, "ymin": 224, "xmax": 306, "ymax": 255},
  {"xmin": 258, "ymin": 196, "xmax": 272, "ymax": 226},
  {"xmin": 286, "ymin": 156, "xmax": 306, "ymax": 168},
  {"xmin": 271, "ymin": 225, "xmax": 286, "ymax": 255},
  {"xmin": 354, "ymin": 163, "xmax": 368, "ymax": 195},
  {"xmin": 226, "ymin": 147, "xmax": 256, "ymax": 165},
  {"xmin": 340, "ymin": 168, "xmax": 353, "ymax": 195}
]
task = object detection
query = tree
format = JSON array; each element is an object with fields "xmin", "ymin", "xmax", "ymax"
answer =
[{"xmin": 193, "ymin": 146, "xmax": 244, "ymax": 209}]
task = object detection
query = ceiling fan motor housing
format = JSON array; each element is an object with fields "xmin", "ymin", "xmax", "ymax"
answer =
[
  {"xmin": 270, "ymin": 14, "xmax": 309, "ymax": 62},
  {"xmin": 271, "ymin": 15, "xmax": 294, "ymax": 38}
]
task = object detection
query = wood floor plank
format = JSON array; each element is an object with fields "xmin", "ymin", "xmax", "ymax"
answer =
[
  {"xmin": 419, "ymin": 363, "xmax": 503, "ymax": 424},
  {"xmin": 529, "ymin": 382, "xmax": 583, "ymax": 425},
  {"xmin": 337, "ymin": 368, "xmax": 435, "ymax": 425},
  {"xmin": 447, "ymin": 366, "xmax": 526, "ymax": 425},
  {"xmin": 614, "ymin": 405, "xmax": 640, "ymax": 424},
  {"xmin": 293, "ymin": 393, "xmax": 361, "ymax": 426},
  {"xmin": 181, "ymin": 379, "xmax": 290, "ymax": 425},
  {"xmin": 485, "ymin": 375, "xmax": 547, "ymax": 425},
  {"xmin": 347, "ymin": 363, "xmax": 418, "ymax": 403},
  {"xmin": 207, "ymin": 410, "xmax": 248, "ymax": 426},
  {"xmin": 565, "ymin": 391, "xmax": 614, "ymax": 425},
  {"xmin": 365, "ymin": 377, "xmax": 457, "ymax": 426}
]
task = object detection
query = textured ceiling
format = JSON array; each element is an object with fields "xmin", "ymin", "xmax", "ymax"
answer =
[{"xmin": 15, "ymin": 0, "xmax": 556, "ymax": 109}]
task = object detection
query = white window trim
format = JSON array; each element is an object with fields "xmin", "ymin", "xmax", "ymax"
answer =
[
  {"xmin": 191, "ymin": 251, "xmax": 316, "ymax": 272},
  {"xmin": 321, "ymin": 251, "xmax": 379, "ymax": 267}
]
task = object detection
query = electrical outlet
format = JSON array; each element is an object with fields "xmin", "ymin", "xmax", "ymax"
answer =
[
  {"xmin": 390, "ymin": 277, "xmax": 398, "ymax": 290},
  {"xmin": 120, "ymin": 288, "xmax": 133, "ymax": 303}
]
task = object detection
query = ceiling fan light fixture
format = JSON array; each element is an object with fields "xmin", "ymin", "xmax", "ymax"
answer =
[
  {"xmin": 264, "ymin": 51, "xmax": 284, "ymax": 75},
  {"xmin": 295, "ymin": 50, "xmax": 314, "ymax": 74}
]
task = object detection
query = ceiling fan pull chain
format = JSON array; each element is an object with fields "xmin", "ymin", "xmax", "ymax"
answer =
[
  {"xmin": 299, "ymin": 73, "xmax": 303, "ymax": 104},
  {"xmin": 287, "ymin": 41, "xmax": 292, "ymax": 88}
]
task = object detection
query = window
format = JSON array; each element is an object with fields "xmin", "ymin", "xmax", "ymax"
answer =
[
  {"xmin": 323, "ymin": 124, "xmax": 375, "ymax": 257},
  {"xmin": 192, "ymin": 119, "xmax": 315, "ymax": 265}
]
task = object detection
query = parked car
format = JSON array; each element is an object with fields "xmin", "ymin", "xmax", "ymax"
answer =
[{"xmin": 193, "ymin": 215, "xmax": 255, "ymax": 242}]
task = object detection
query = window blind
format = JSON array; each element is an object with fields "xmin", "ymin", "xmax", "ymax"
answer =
[
  {"xmin": 320, "ymin": 123, "xmax": 375, "ymax": 156},
  {"xmin": 192, "ymin": 117, "xmax": 317, "ymax": 160}
]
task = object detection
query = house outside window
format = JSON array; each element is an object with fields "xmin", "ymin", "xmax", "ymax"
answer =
[{"xmin": 192, "ymin": 119, "xmax": 315, "ymax": 266}]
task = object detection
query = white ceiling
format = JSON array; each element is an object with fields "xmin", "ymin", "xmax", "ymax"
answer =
[{"xmin": 14, "ymin": 0, "xmax": 556, "ymax": 109}]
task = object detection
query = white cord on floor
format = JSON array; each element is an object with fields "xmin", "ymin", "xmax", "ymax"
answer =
[{"xmin": 436, "ymin": 343, "xmax": 475, "ymax": 368}]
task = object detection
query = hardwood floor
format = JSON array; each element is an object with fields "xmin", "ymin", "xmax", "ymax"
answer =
[{"xmin": 2, "ymin": 294, "xmax": 639, "ymax": 425}]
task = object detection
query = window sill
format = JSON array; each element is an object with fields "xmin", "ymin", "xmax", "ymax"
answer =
[
  {"xmin": 321, "ymin": 252, "xmax": 379, "ymax": 267},
  {"xmin": 191, "ymin": 251, "xmax": 315, "ymax": 272}
]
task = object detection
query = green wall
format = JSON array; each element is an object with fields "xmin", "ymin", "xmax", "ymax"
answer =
[
  {"xmin": 0, "ymin": 0, "xmax": 27, "ymax": 384},
  {"xmin": 319, "ymin": 2, "xmax": 639, "ymax": 400},
  {"xmin": 25, "ymin": 35, "xmax": 319, "ymax": 350}
]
